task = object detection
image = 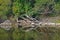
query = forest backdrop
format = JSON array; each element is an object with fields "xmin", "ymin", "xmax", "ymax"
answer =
[{"xmin": 0, "ymin": 0, "xmax": 60, "ymax": 20}]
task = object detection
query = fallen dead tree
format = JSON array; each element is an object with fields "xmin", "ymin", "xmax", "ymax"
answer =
[
  {"xmin": 0, "ymin": 15, "xmax": 60, "ymax": 31},
  {"xmin": 17, "ymin": 15, "xmax": 60, "ymax": 31},
  {"xmin": 18, "ymin": 15, "xmax": 60, "ymax": 27}
]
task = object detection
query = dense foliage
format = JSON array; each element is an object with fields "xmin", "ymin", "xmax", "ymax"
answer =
[{"xmin": 0, "ymin": 0, "xmax": 60, "ymax": 19}]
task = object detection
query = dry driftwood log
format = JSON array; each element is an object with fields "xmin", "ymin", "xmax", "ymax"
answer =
[
  {"xmin": 17, "ymin": 15, "xmax": 60, "ymax": 32},
  {"xmin": 0, "ymin": 15, "xmax": 60, "ymax": 31}
]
